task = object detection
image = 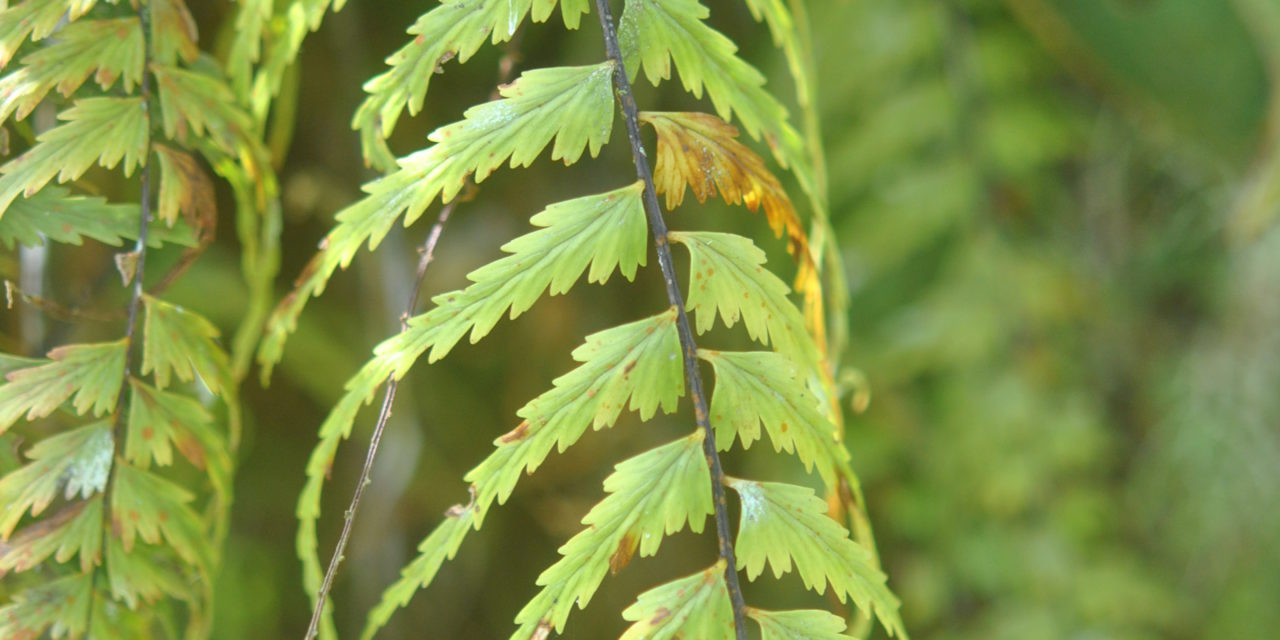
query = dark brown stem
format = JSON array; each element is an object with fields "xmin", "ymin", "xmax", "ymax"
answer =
[
  {"xmin": 304, "ymin": 34, "xmax": 523, "ymax": 639},
  {"xmin": 592, "ymin": 1, "xmax": 748, "ymax": 636},
  {"xmin": 303, "ymin": 201, "xmax": 454, "ymax": 640}
]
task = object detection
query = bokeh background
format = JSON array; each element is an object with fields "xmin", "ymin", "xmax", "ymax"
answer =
[{"xmin": 5, "ymin": 0, "xmax": 1280, "ymax": 638}]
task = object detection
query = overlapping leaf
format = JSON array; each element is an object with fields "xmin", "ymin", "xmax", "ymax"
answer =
[
  {"xmin": 354, "ymin": 0, "xmax": 592, "ymax": 168},
  {"xmin": 748, "ymin": 608, "xmax": 854, "ymax": 640},
  {"xmin": 0, "ymin": 573, "xmax": 92, "ymax": 640},
  {"xmin": 104, "ymin": 537, "xmax": 193, "ymax": 609},
  {"xmin": 110, "ymin": 462, "xmax": 212, "ymax": 576},
  {"xmin": 0, "ymin": 496, "xmax": 102, "ymax": 575},
  {"xmin": 642, "ymin": 111, "xmax": 822, "ymax": 340},
  {"xmin": 0, "ymin": 97, "xmax": 149, "ymax": 215},
  {"xmin": 618, "ymin": 0, "xmax": 811, "ymax": 191},
  {"xmin": 620, "ymin": 561, "xmax": 734, "ymax": 640},
  {"xmin": 0, "ymin": 186, "xmax": 197, "ymax": 249},
  {"xmin": 0, "ymin": 0, "xmax": 100, "ymax": 67},
  {"xmin": 125, "ymin": 378, "xmax": 217, "ymax": 470},
  {"xmin": 141, "ymin": 295, "xmax": 231, "ymax": 394},
  {"xmin": 728, "ymin": 479, "xmax": 905, "ymax": 637},
  {"xmin": 259, "ymin": 62, "xmax": 618, "ymax": 377},
  {"xmin": 151, "ymin": 0, "xmax": 199, "ymax": 66},
  {"xmin": 513, "ymin": 433, "xmax": 712, "ymax": 638},
  {"xmin": 345, "ymin": 309, "xmax": 684, "ymax": 639},
  {"xmin": 0, "ymin": 341, "xmax": 126, "ymax": 434},
  {"xmin": 0, "ymin": 422, "xmax": 113, "ymax": 538},
  {"xmin": 154, "ymin": 144, "xmax": 216, "ymax": 230},
  {"xmin": 702, "ymin": 349, "xmax": 845, "ymax": 486},
  {"xmin": 0, "ymin": 16, "xmax": 144, "ymax": 122},
  {"xmin": 153, "ymin": 64, "xmax": 255, "ymax": 154},
  {"xmin": 669, "ymin": 231, "xmax": 819, "ymax": 367}
]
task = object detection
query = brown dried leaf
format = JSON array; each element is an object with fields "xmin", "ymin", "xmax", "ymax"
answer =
[
  {"xmin": 641, "ymin": 111, "xmax": 825, "ymax": 346},
  {"xmin": 154, "ymin": 144, "xmax": 216, "ymax": 237}
]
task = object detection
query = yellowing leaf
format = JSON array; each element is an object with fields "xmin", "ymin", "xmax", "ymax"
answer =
[
  {"xmin": 151, "ymin": 0, "xmax": 199, "ymax": 65},
  {"xmin": 642, "ymin": 111, "xmax": 823, "ymax": 344},
  {"xmin": 728, "ymin": 479, "xmax": 905, "ymax": 638},
  {"xmin": 620, "ymin": 561, "xmax": 735, "ymax": 640},
  {"xmin": 0, "ymin": 496, "xmax": 103, "ymax": 575},
  {"xmin": 748, "ymin": 608, "xmax": 854, "ymax": 640},
  {"xmin": 0, "ymin": 573, "xmax": 92, "ymax": 640},
  {"xmin": 125, "ymin": 379, "xmax": 215, "ymax": 470},
  {"xmin": 513, "ymin": 433, "xmax": 712, "ymax": 638},
  {"xmin": 0, "ymin": 97, "xmax": 149, "ymax": 216},
  {"xmin": 154, "ymin": 144, "xmax": 217, "ymax": 232},
  {"xmin": 0, "ymin": 0, "xmax": 101, "ymax": 66},
  {"xmin": 0, "ymin": 341, "xmax": 127, "ymax": 434}
]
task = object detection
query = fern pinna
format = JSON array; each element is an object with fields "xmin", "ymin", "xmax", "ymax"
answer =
[
  {"xmin": 0, "ymin": 0, "xmax": 285, "ymax": 637},
  {"xmin": 256, "ymin": 1, "xmax": 905, "ymax": 639}
]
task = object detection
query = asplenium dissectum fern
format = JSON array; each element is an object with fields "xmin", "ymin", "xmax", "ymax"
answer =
[
  {"xmin": 0, "ymin": 0, "xmax": 282, "ymax": 636},
  {"xmin": 264, "ymin": 1, "xmax": 906, "ymax": 639}
]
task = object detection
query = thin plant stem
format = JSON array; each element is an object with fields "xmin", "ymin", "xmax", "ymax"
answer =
[{"xmin": 592, "ymin": 1, "xmax": 749, "ymax": 637}]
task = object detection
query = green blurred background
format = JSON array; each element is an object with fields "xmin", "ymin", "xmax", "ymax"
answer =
[{"xmin": 6, "ymin": 0, "xmax": 1280, "ymax": 638}]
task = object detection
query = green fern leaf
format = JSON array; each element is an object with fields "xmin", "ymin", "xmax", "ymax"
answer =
[
  {"xmin": 0, "ymin": 16, "xmax": 144, "ymax": 123},
  {"xmin": 0, "ymin": 495, "xmax": 103, "ymax": 575},
  {"xmin": 359, "ymin": 497, "xmax": 475, "ymax": 640},
  {"xmin": 154, "ymin": 144, "xmax": 216, "ymax": 229},
  {"xmin": 226, "ymin": 0, "xmax": 270, "ymax": 99},
  {"xmin": 513, "ymin": 432, "xmax": 712, "ymax": 638},
  {"xmin": 0, "ymin": 341, "xmax": 126, "ymax": 434},
  {"xmin": 125, "ymin": 378, "xmax": 214, "ymax": 470},
  {"xmin": 141, "ymin": 294, "xmax": 231, "ymax": 394},
  {"xmin": 748, "ymin": 608, "xmax": 854, "ymax": 640},
  {"xmin": 153, "ymin": 63, "xmax": 254, "ymax": 154},
  {"xmin": 0, "ymin": 573, "xmax": 92, "ymax": 640},
  {"xmin": 104, "ymin": 537, "xmax": 193, "ymax": 609},
  {"xmin": 151, "ymin": 0, "xmax": 199, "ymax": 66},
  {"xmin": 740, "ymin": 0, "xmax": 809, "ymax": 107},
  {"xmin": 0, "ymin": 421, "xmax": 113, "ymax": 537},
  {"xmin": 669, "ymin": 231, "xmax": 819, "ymax": 367},
  {"xmin": 0, "ymin": 0, "xmax": 99, "ymax": 66},
  {"xmin": 356, "ymin": 309, "xmax": 682, "ymax": 638},
  {"xmin": 110, "ymin": 462, "xmax": 212, "ymax": 575},
  {"xmin": 701, "ymin": 350, "xmax": 844, "ymax": 486},
  {"xmin": 0, "ymin": 97, "xmax": 148, "ymax": 216},
  {"xmin": 619, "ymin": 561, "xmax": 734, "ymax": 640},
  {"xmin": 0, "ymin": 186, "xmax": 197, "ymax": 249},
  {"xmin": 353, "ymin": 0, "xmax": 592, "ymax": 168},
  {"xmin": 728, "ymin": 478, "xmax": 905, "ymax": 637},
  {"xmin": 618, "ymin": 0, "xmax": 810, "ymax": 186},
  {"xmin": 244, "ymin": 0, "xmax": 344, "ymax": 122},
  {"xmin": 260, "ymin": 62, "xmax": 617, "ymax": 377}
]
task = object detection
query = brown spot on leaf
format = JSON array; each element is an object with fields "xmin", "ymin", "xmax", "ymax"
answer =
[
  {"xmin": 498, "ymin": 420, "xmax": 530, "ymax": 444},
  {"xmin": 609, "ymin": 532, "xmax": 639, "ymax": 575}
]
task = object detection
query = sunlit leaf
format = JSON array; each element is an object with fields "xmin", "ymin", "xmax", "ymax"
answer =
[
  {"xmin": 620, "ymin": 561, "xmax": 734, "ymax": 640},
  {"xmin": 0, "ymin": 422, "xmax": 113, "ymax": 538},
  {"xmin": 0, "ymin": 0, "xmax": 100, "ymax": 66},
  {"xmin": 0, "ymin": 341, "xmax": 126, "ymax": 434},
  {"xmin": 748, "ymin": 607, "xmax": 854, "ymax": 640}
]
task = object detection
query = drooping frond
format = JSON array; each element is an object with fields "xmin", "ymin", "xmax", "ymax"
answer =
[
  {"xmin": 141, "ymin": 294, "xmax": 232, "ymax": 394},
  {"xmin": 512, "ymin": 432, "xmax": 713, "ymax": 638},
  {"xmin": 0, "ymin": 0, "xmax": 100, "ymax": 67},
  {"xmin": 701, "ymin": 349, "xmax": 845, "ymax": 486},
  {"xmin": 620, "ymin": 561, "xmax": 735, "ymax": 640},
  {"xmin": 739, "ymin": 0, "xmax": 808, "ymax": 107},
  {"xmin": 748, "ymin": 608, "xmax": 855, "ymax": 640},
  {"xmin": 0, "ymin": 422, "xmax": 112, "ymax": 537},
  {"xmin": 669, "ymin": 231, "xmax": 819, "ymax": 367},
  {"xmin": 728, "ymin": 478, "xmax": 905, "ymax": 637},
  {"xmin": 618, "ymin": 0, "xmax": 810, "ymax": 190},
  {"xmin": 0, "ymin": 16, "xmax": 144, "ymax": 122},
  {"xmin": 349, "ymin": 309, "xmax": 684, "ymax": 639},
  {"xmin": 0, "ymin": 342, "xmax": 126, "ymax": 434},
  {"xmin": 0, "ymin": 573, "xmax": 92, "ymax": 640},
  {"xmin": 0, "ymin": 186, "xmax": 197, "ymax": 249},
  {"xmin": 0, "ymin": 97, "xmax": 148, "ymax": 215},
  {"xmin": 259, "ymin": 62, "xmax": 618, "ymax": 377},
  {"xmin": 152, "ymin": 63, "xmax": 255, "ymax": 154},
  {"xmin": 353, "ymin": 0, "xmax": 593, "ymax": 169}
]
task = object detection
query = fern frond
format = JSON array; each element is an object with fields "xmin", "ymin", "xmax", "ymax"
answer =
[
  {"xmin": 346, "ymin": 309, "xmax": 684, "ymax": 639},
  {"xmin": 141, "ymin": 294, "xmax": 231, "ymax": 394},
  {"xmin": 728, "ymin": 478, "xmax": 905, "ymax": 637},
  {"xmin": 747, "ymin": 608, "xmax": 854, "ymax": 640},
  {"xmin": 0, "ymin": 341, "xmax": 126, "ymax": 434},
  {"xmin": 259, "ymin": 62, "xmax": 617, "ymax": 377},
  {"xmin": 243, "ymin": 0, "xmax": 345, "ymax": 122},
  {"xmin": 0, "ymin": 421, "xmax": 112, "ymax": 537},
  {"xmin": 702, "ymin": 349, "xmax": 845, "ymax": 486},
  {"xmin": 0, "ymin": 97, "xmax": 148, "ymax": 215},
  {"xmin": 0, "ymin": 496, "xmax": 102, "ymax": 575},
  {"xmin": 353, "ymin": 0, "xmax": 592, "ymax": 168},
  {"xmin": 618, "ymin": 0, "xmax": 810, "ymax": 190},
  {"xmin": 0, "ymin": 0, "xmax": 99, "ymax": 66},
  {"xmin": 153, "ymin": 64, "xmax": 253, "ymax": 154},
  {"xmin": 110, "ymin": 462, "xmax": 212, "ymax": 575},
  {"xmin": 740, "ymin": 0, "xmax": 807, "ymax": 106},
  {"xmin": 151, "ymin": 0, "xmax": 199, "ymax": 66},
  {"xmin": 513, "ymin": 432, "xmax": 712, "ymax": 638},
  {"xmin": 103, "ymin": 537, "xmax": 191, "ymax": 610},
  {"xmin": 668, "ymin": 231, "xmax": 819, "ymax": 368},
  {"xmin": 620, "ymin": 561, "xmax": 734, "ymax": 640},
  {"xmin": 154, "ymin": 144, "xmax": 216, "ymax": 229},
  {"xmin": 125, "ymin": 378, "xmax": 214, "ymax": 470},
  {"xmin": 0, "ymin": 573, "xmax": 92, "ymax": 640},
  {"xmin": 0, "ymin": 16, "xmax": 144, "ymax": 122},
  {"xmin": 0, "ymin": 186, "xmax": 197, "ymax": 249}
]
